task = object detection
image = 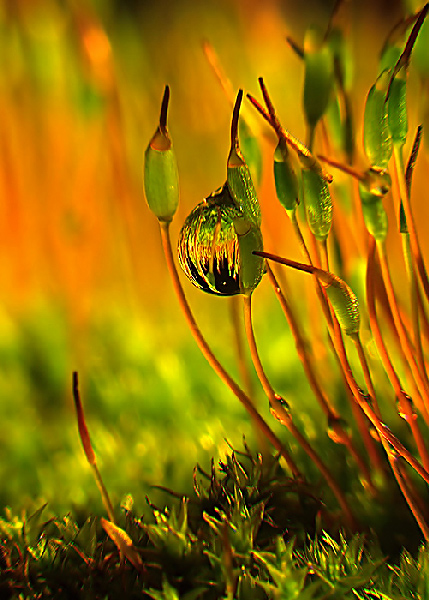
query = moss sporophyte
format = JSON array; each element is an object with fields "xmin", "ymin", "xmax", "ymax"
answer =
[{"xmin": 53, "ymin": 2, "xmax": 429, "ymax": 597}]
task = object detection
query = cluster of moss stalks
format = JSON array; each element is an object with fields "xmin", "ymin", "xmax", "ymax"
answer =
[{"xmin": 5, "ymin": 1, "xmax": 429, "ymax": 598}]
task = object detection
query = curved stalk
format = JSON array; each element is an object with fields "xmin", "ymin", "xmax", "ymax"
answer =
[
  {"xmin": 384, "ymin": 442, "xmax": 429, "ymax": 543},
  {"xmin": 266, "ymin": 263, "xmax": 375, "ymax": 492},
  {"xmin": 159, "ymin": 220, "xmax": 301, "ymax": 477},
  {"xmin": 256, "ymin": 250, "xmax": 386, "ymax": 473},
  {"xmin": 72, "ymin": 372, "xmax": 116, "ymax": 524},
  {"xmin": 242, "ymin": 292, "xmax": 357, "ymax": 529},
  {"xmin": 377, "ymin": 242, "xmax": 429, "ymax": 408},
  {"xmin": 258, "ymin": 250, "xmax": 429, "ymax": 485},
  {"xmin": 393, "ymin": 143, "xmax": 429, "ymax": 305},
  {"xmin": 367, "ymin": 238, "xmax": 429, "ymax": 470}
]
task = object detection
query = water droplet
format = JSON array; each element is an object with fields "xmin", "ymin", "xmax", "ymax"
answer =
[
  {"xmin": 269, "ymin": 395, "xmax": 291, "ymax": 423},
  {"xmin": 177, "ymin": 184, "xmax": 243, "ymax": 296},
  {"xmin": 396, "ymin": 391, "xmax": 417, "ymax": 421},
  {"xmin": 327, "ymin": 416, "xmax": 350, "ymax": 445}
]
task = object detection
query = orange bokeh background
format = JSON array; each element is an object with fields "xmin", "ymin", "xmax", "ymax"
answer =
[{"xmin": 2, "ymin": 0, "xmax": 423, "ymax": 329}]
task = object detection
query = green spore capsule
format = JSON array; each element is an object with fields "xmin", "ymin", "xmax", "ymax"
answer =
[
  {"xmin": 227, "ymin": 91, "xmax": 262, "ymax": 227},
  {"xmin": 328, "ymin": 27, "xmax": 353, "ymax": 90},
  {"xmin": 227, "ymin": 150, "xmax": 262, "ymax": 227},
  {"xmin": 233, "ymin": 216, "xmax": 264, "ymax": 296},
  {"xmin": 363, "ymin": 71, "xmax": 393, "ymax": 169},
  {"xmin": 360, "ymin": 194, "xmax": 388, "ymax": 242},
  {"xmin": 301, "ymin": 167, "xmax": 333, "ymax": 241},
  {"xmin": 358, "ymin": 169, "xmax": 390, "ymax": 241},
  {"xmin": 273, "ymin": 141, "xmax": 299, "ymax": 216},
  {"xmin": 316, "ymin": 269, "xmax": 360, "ymax": 336},
  {"xmin": 177, "ymin": 184, "xmax": 263, "ymax": 296},
  {"xmin": 387, "ymin": 72, "xmax": 408, "ymax": 145},
  {"xmin": 325, "ymin": 95, "xmax": 343, "ymax": 154},
  {"xmin": 144, "ymin": 86, "xmax": 179, "ymax": 222},
  {"xmin": 413, "ymin": 13, "xmax": 429, "ymax": 79},
  {"xmin": 238, "ymin": 119, "xmax": 263, "ymax": 188},
  {"xmin": 303, "ymin": 26, "xmax": 334, "ymax": 137},
  {"xmin": 379, "ymin": 43, "xmax": 402, "ymax": 74}
]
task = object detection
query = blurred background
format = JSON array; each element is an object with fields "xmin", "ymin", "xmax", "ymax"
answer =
[{"xmin": 0, "ymin": 0, "xmax": 427, "ymax": 516}]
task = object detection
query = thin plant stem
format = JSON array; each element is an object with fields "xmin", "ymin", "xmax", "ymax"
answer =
[
  {"xmin": 257, "ymin": 251, "xmax": 429, "ymax": 484},
  {"xmin": 383, "ymin": 444, "xmax": 429, "ymax": 543},
  {"xmin": 351, "ymin": 334, "xmax": 381, "ymax": 417},
  {"xmin": 319, "ymin": 238, "xmax": 329, "ymax": 272},
  {"xmin": 406, "ymin": 234, "xmax": 429, "ymax": 382},
  {"xmin": 246, "ymin": 84, "xmax": 376, "ymax": 475},
  {"xmin": 403, "ymin": 126, "xmax": 429, "ymax": 364},
  {"xmin": 72, "ymin": 372, "xmax": 116, "ymax": 524},
  {"xmin": 291, "ymin": 210, "xmax": 315, "ymax": 265},
  {"xmin": 256, "ymin": 250, "xmax": 386, "ymax": 472},
  {"xmin": 158, "ymin": 220, "xmax": 301, "ymax": 477},
  {"xmin": 367, "ymin": 238, "xmax": 429, "ymax": 469},
  {"xmin": 317, "ymin": 155, "xmax": 365, "ymax": 182},
  {"xmin": 229, "ymin": 296, "xmax": 254, "ymax": 398},
  {"xmin": 202, "ymin": 40, "xmax": 235, "ymax": 107},
  {"xmin": 246, "ymin": 79, "xmax": 333, "ymax": 183},
  {"xmin": 291, "ymin": 211, "xmax": 334, "ymax": 330},
  {"xmin": 290, "ymin": 208, "xmax": 375, "ymax": 468},
  {"xmin": 242, "ymin": 293, "xmax": 357, "ymax": 528},
  {"xmin": 266, "ymin": 263, "xmax": 375, "ymax": 492},
  {"xmin": 370, "ymin": 249, "xmax": 429, "ymax": 418},
  {"xmin": 376, "ymin": 241, "xmax": 429, "ymax": 406},
  {"xmin": 229, "ymin": 296, "xmax": 268, "ymax": 456},
  {"xmin": 307, "ymin": 124, "xmax": 316, "ymax": 154},
  {"xmin": 393, "ymin": 143, "xmax": 429, "ymax": 305},
  {"xmin": 265, "ymin": 263, "xmax": 336, "ymax": 419},
  {"xmin": 350, "ymin": 331, "xmax": 429, "ymax": 475},
  {"xmin": 416, "ymin": 275, "xmax": 429, "ymax": 347},
  {"xmin": 327, "ymin": 303, "xmax": 385, "ymax": 474},
  {"xmin": 329, "ymin": 318, "xmax": 429, "ymax": 486}
]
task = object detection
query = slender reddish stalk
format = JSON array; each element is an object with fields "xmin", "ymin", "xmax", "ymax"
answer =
[
  {"xmin": 229, "ymin": 296, "xmax": 254, "ymax": 398},
  {"xmin": 159, "ymin": 221, "xmax": 301, "ymax": 477},
  {"xmin": 377, "ymin": 242, "xmax": 429, "ymax": 407},
  {"xmin": 351, "ymin": 335, "xmax": 380, "ymax": 416},
  {"xmin": 257, "ymin": 250, "xmax": 384, "ymax": 473},
  {"xmin": 246, "ymin": 78, "xmax": 333, "ymax": 182},
  {"xmin": 258, "ymin": 250, "xmax": 429, "ymax": 484},
  {"xmin": 266, "ymin": 263, "xmax": 375, "ymax": 491},
  {"xmin": 366, "ymin": 239, "xmax": 429, "ymax": 470},
  {"xmin": 242, "ymin": 293, "xmax": 357, "ymax": 528},
  {"xmin": 393, "ymin": 143, "xmax": 429, "ymax": 306},
  {"xmin": 72, "ymin": 372, "xmax": 116, "ymax": 523},
  {"xmin": 384, "ymin": 444, "xmax": 429, "ymax": 543}
]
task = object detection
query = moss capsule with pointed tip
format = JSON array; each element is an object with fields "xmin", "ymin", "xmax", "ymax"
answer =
[
  {"xmin": 358, "ymin": 169, "xmax": 391, "ymax": 241},
  {"xmin": 316, "ymin": 269, "xmax": 360, "ymax": 336},
  {"xmin": 363, "ymin": 72, "xmax": 393, "ymax": 170},
  {"xmin": 303, "ymin": 26, "xmax": 334, "ymax": 145},
  {"xmin": 359, "ymin": 194, "xmax": 388, "ymax": 242},
  {"xmin": 227, "ymin": 150, "xmax": 262, "ymax": 227},
  {"xmin": 238, "ymin": 119, "xmax": 263, "ymax": 188},
  {"xmin": 227, "ymin": 90, "xmax": 262, "ymax": 227},
  {"xmin": 413, "ymin": 14, "xmax": 429, "ymax": 79},
  {"xmin": 144, "ymin": 86, "xmax": 179, "ymax": 222},
  {"xmin": 387, "ymin": 72, "xmax": 408, "ymax": 146},
  {"xmin": 301, "ymin": 167, "xmax": 332, "ymax": 241},
  {"xmin": 233, "ymin": 216, "xmax": 265, "ymax": 296},
  {"xmin": 273, "ymin": 141, "xmax": 299, "ymax": 217}
]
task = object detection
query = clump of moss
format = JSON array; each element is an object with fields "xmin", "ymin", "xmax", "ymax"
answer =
[{"xmin": 1, "ymin": 447, "xmax": 428, "ymax": 598}]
